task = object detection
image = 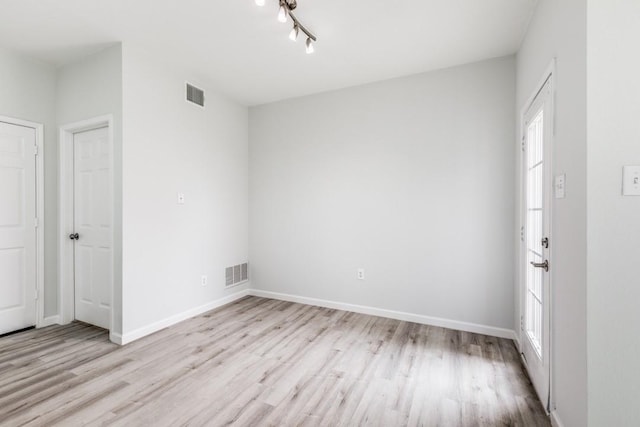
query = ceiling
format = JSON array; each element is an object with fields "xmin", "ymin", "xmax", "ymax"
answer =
[{"xmin": 0, "ymin": 0, "xmax": 537, "ymax": 106}]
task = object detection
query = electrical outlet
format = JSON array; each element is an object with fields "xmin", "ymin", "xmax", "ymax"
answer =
[
  {"xmin": 201, "ymin": 275, "xmax": 207, "ymax": 286},
  {"xmin": 357, "ymin": 268, "xmax": 365, "ymax": 280},
  {"xmin": 622, "ymin": 166, "xmax": 640, "ymax": 196}
]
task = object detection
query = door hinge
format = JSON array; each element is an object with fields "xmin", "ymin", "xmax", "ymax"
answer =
[
  {"xmin": 520, "ymin": 226, "xmax": 525, "ymax": 242},
  {"xmin": 34, "ymin": 144, "xmax": 39, "ymax": 156},
  {"xmin": 521, "ymin": 137, "xmax": 525, "ymax": 152},
  {"xmin": 520, "ymin": 315, "xmax": 524, "ymax": 332},
  {"xmin": 35, "ymin": 288, "xmax": 38, "ymax": 300},
  {"xmin": 34, "ymin": 217, "xmax": 39, "ymax": 228}
]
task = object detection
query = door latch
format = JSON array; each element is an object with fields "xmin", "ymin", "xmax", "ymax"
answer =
[{"xmin": 541, "ymin": 237, "xmax": 549, "ymax": 248}]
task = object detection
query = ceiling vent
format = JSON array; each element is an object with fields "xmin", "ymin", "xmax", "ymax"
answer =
[{"xmin": 186, "ymin": 83, "xmax": 205, "ymax": 107}]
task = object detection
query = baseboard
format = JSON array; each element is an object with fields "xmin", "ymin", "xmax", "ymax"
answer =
[
  {"xmin": 109, "ymin": 331, "xmax": 123, "ymax": 345},
  {"xmin": 40, "ymin": 315, "xmax": 60, "ymax": 327},
  {"xmin": 513, "ymin": 333, "xmax": 522, "ymax": 351},
  {"xmin": 550, "ymin": 411, "xmax": 564, "ymax": 427},
  {"xmin": 249, "ymin": 289, "xmax": 517, "ymax": 340},
  {"xmin": 43, "ymin": 288, "xmax": 517, "ymax": 344},
  {"xmin": 117, "ymin": 289, "xmax": 250, "ymax": 345}
]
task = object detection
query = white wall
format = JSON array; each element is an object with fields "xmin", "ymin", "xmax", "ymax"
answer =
[
  {"xmin": 56, "ymin": 44, "xmax": 123, "ymax": 334},
  {"xmin": 0, "ymin": 48, "xmax": 57, "ymax": 317},
  {"xmin": 121, "ymin": 44, "xmax": 249, "ymax": 336},
  {"xmin": 249, "ymin": 57, "xmax": 516, "ymax": 334},
  {"xmin": 516, "ymin": 0, "xmax": 587, "ymax": 425},
  {"xmin": 587, "ymin": 1, "xmax": 640, "ymax": 424}
]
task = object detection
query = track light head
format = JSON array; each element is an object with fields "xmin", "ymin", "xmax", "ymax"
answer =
[
  {"xmin": 289, "ymin": 25, "xmax": 299, "ymax": 41},
  {"xmin": 278, "ymin": 4, "xmax": 288, "ymax": 23},
  {"xmin": 305, "ymin": 37, "xmax": 314, "ymax": 54}
]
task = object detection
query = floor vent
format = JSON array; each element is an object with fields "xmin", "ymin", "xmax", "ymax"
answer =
[
  {"xmin": 186, "ymin": 83, "xmax": 205, "ymax": 107},
  {"xmin": 226, "ymin": 262, "xmax": 248, "ymax": 287}
]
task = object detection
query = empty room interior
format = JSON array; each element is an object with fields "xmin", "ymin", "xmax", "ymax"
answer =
[{"xmin": 0, "ymin": 0, "xmax": 639, "ymax": 426}]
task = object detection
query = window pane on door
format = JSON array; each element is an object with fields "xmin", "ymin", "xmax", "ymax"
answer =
[{"xmin": 525, "ymin": 109, "xmax": 544, "ymax": 358}]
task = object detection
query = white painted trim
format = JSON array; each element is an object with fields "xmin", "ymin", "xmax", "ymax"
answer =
[
  {"xmin": 117, "ymin": 289, "xmax": 250, "ymax": 345},
  {"xmin": 0, "ymin": 116, "xmax": 45, "ymax": 330},
  {"xmin": 35, "ymin": 124, "xmax": 45, "ymax": 329},
  {"xmin": 109, "ymin": 332, "xmax": 123, "ymax": 345},
  {"xmin": 59, "ymin": 115, "xmax": 115, "ymax": 332},
  {"xmin": 249, "ymin": 290, "xmax": 517, "ymax": 340},
  {"xmin": 550, "ymin": 410, "xmax": 565, "ymax": 427},
  {"xmin": 513, "ymin": 334, "xmax": 522, "ymax": 353},
  {"xmin": 520, "ymin": 59, "xmax": 557, "ymax": 119},
  {"xmin": 41, "ymin": 315, "xmax": 61, "ymax": 327}
]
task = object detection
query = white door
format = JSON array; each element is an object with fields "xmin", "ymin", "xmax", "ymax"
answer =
[
  {"xmin": 72, "ymin": 126, "xmax": 111, "ymax": 329},
  {"xmin": 521, "ymin": 77, "xmax": 553, "ymax": 410},
  {"xmin": 0, "ymin": 122, "xmax": 37, "ymax": 335}
]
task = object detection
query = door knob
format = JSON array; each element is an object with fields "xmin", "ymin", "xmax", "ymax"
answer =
[
  {"xmin": 69, "ymin": 233, "xmax": 79, "ymax": 240},
  {"xmin": 530, "ymin": 260, "xmax": 549, "ymax": 272}
]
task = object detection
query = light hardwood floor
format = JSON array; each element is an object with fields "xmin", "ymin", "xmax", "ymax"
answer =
[{"xmin": 0, "ymin": 296, "xmax": 550, "ymax": 426}]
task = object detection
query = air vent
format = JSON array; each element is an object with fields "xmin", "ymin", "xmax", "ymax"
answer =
[
  {"xmin": 225, "ymin": 262, "xmax": 249, "ymax": 287},
  {"xmin": 186, "ymin": 83, "xmax": 205, "ymax": 107},
  {"xmin": 225, "ymin": 267, "xmax": 234, "ymax": 286},
  {"xmin": 241, "ymin": 263, "xmax": 248, "ymax": 281}
]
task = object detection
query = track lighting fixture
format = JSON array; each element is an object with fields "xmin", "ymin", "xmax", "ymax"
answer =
[{"xmin": 256, "ymin": 0, "xmax": 317, "ymax": 53}]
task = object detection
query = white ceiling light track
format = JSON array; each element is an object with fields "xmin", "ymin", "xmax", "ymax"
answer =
[{"xmin": 255, "ymin": 0, "xmax": 317, "ymax": 54}]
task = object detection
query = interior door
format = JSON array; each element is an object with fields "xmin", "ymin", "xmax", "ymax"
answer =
[
  {"xmin": 0, "ymin": 121, "xmax": 37, "ymax": 335},
  {"xmin": 521, "ymin": 77, "xmax": 553, "ymax": 410},
  {"xmin": 72, "ymin": 126, "xmax": 111, "ymax": 329}
]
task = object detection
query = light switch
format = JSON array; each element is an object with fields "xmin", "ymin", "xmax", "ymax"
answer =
[
  {"xmin": 177, "ymin": 193, "xmax": 185, "ymax": 204},
  {"xmin": 555, "ymin": 174, "xmax": 566, "ymax": 199},
  {"xmin": 622, "ymin": 166, "xmax": 640, "ymax": 196}
]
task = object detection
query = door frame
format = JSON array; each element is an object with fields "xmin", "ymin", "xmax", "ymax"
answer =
[
  {"xmin": 518, "ymin": 59, "xmax": 555, "ymax": 413},
  {"xmin": 0, "ymin": 115, "xmax": 45, "ymax": 328},
  {"xmin": 58, "ymin": 115, "xmax": 114, "ymax": 332}
]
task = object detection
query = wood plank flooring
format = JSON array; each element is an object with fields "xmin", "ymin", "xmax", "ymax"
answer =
[{"xmin": 0, "ymin": 296, "xmax": 550, "ymax": 426}]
